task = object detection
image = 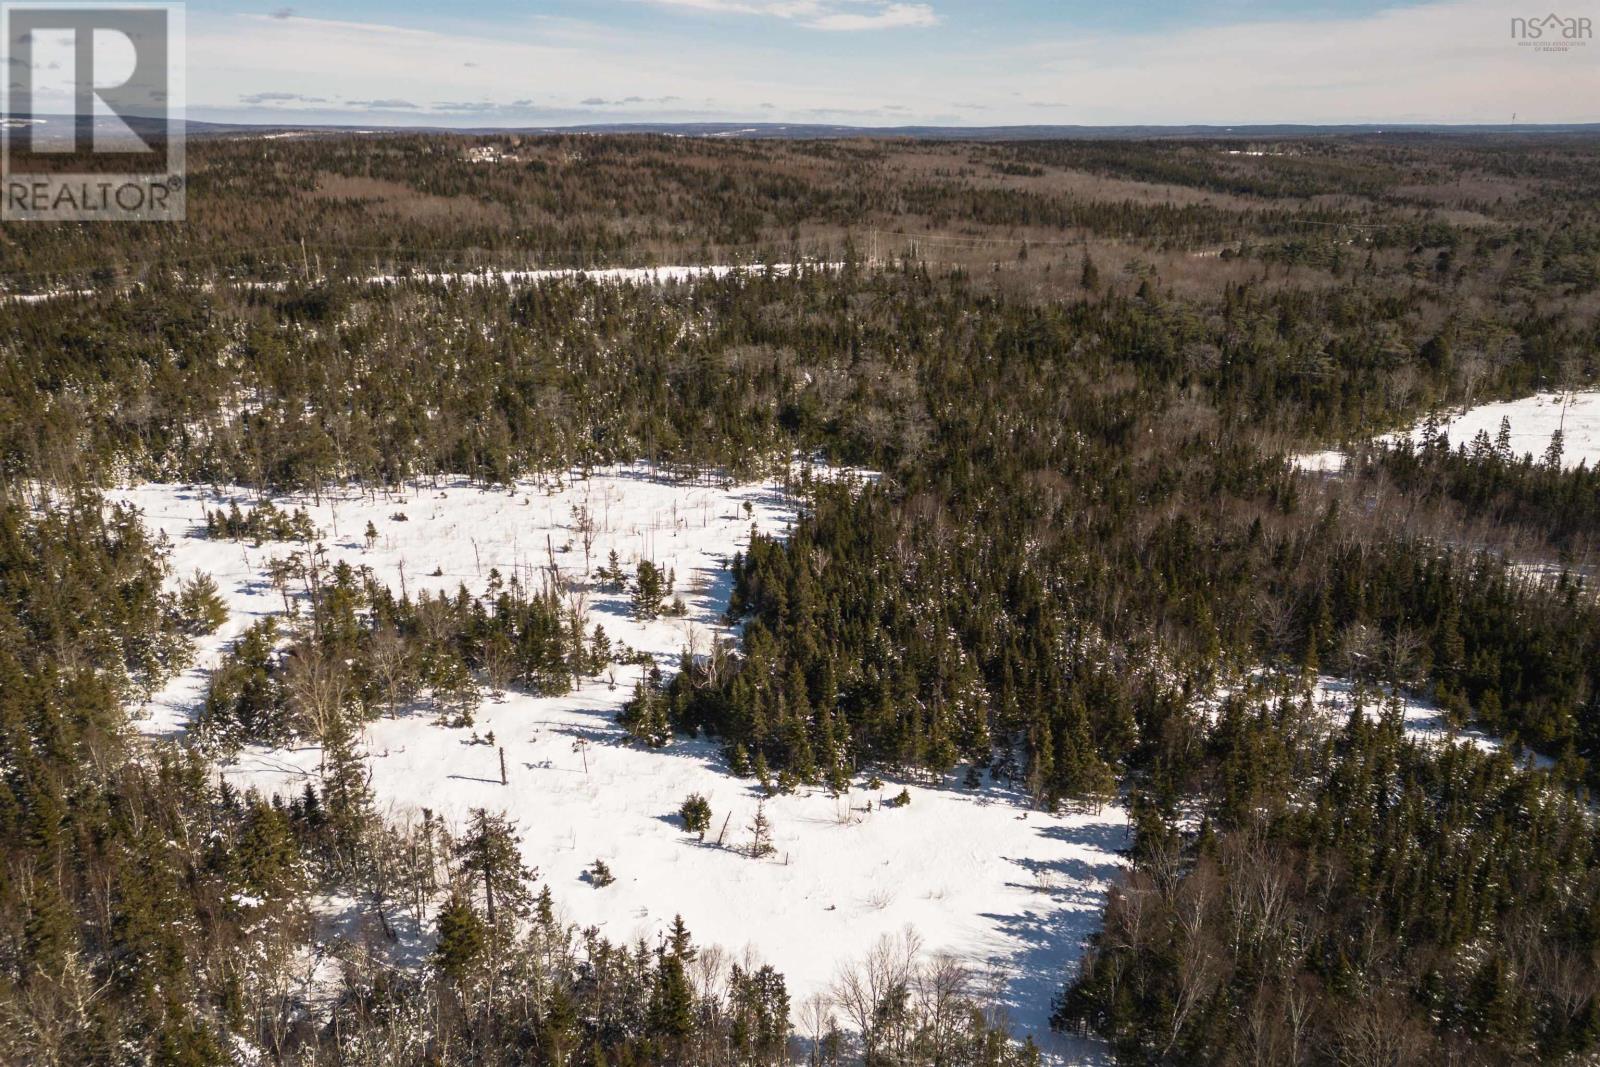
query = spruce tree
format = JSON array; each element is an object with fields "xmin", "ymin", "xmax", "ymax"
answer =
[
  {"xmin": 679, "ymin": 793, "xmax": 712, "ymax": 838},
  {"xmin": 178, "ymin": 570, "xmax": 229, "ymax": 635},
  {"xmin": 456, "ymin": 808, "xmax": 535, "ymax": 928},
  {"xmin": 433, "ymin": 893, "xmax": 486, "ymax": 984}
]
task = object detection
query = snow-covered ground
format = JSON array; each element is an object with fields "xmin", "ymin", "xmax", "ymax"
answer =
[
  {"xmin": 1292, "ymin": 449, "xmax": 1349, "ymax": 474},
  {"xmin": 114, "ymin": 466, "xmax": 816, "ymax": 739},
  {"xmin": 0, "ymin": 287, "xmax": 94, "ymax": 304},
  {"xmin": 1294, "ymin": 390, "xmax": 1600, "ymax": 474},
  {"xmin": 367, "ymin": 262, "xmax": 839, "ymax": 289},
  {"xmin": 1212, "ymin": 669, "xmax": 1545, "ymax": 767},
  {"xmin": 112, "ymin": 468, "xmax": 1124, "ymax": 1058},
  {"xmin": 1309, "ymin": 675, "xmax": 1503, "ymax": 755},
  {"xmin": 1397, "ymin": 392, "xmax": 1600, "ymax": 470},
  {"xmin": 5, "ymin": 262, "xmax": 841, "ymax": 305}
]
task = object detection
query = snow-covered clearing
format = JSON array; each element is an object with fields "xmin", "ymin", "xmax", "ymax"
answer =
[
  {"xmin": 112, "ymin": 468, "xmax": 1124, "ymax": 1059},
  {"xmin": 1292, "ymin": 449, "xmax": 1349, "ymax": 474},
  {"xmin": 5, "ymin": 262, "xmax": 842, "ymax": 305},
  {"xmin": 0, "ymin": 287, "xmax": 94, "ymax": 304},
  {"xmin": 1294, "ymin": 390, "xmax": 1600, "ymax": 474},
  {"xmin": 366, "ymin": 262, "xmax": 840, "ymax": 289},
  {"xmin": 1210, "ymin": 669, "xmax": 1547, "ymax": 767},
  {"xmin": 1310, "ymin": 676, "xmax": 1505, "ymax": 756}
]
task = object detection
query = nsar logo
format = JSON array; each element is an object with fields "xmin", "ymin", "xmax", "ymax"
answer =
[{"xmin": 1510, "ymin": 12, "xmax": 1592, "ymax": 51}]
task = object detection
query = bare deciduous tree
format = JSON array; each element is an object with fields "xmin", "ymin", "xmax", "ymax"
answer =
[
  {"xmin": 284, "ymin": 643, "xmax": 350, "ymax": 769},
  {"xmin": 831, "ymin": 930, "xmax": 920, "ymax": 1065}
]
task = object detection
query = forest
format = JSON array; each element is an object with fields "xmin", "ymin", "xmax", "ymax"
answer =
[{"xmin": 2, "ymin": 131, "xmax": 1599, "ymax": 1065}]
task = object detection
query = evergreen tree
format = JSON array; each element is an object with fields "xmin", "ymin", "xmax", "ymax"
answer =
[
  {"xmin": 678, "ymin": 793, "xmax": 712, "ymax": 839},
  {"xmin": 433, "ymin": 892, "xmax": 486, "ymax": 984},
  {"xmin": 747, "ymin": 801, "xmax": 776, "ymax": 859},
  {"xmin": 648, "ymin": 946, "xmax": 695, "ymax": 1052},
  {"xmin": 632, "ymin": 559, "xmax": 668, "ymax": 620},
  {"xmin": 456, "ymin": 808, "xmax": 535, "ymax": 928},
  {"xmin": 177, "ymin": 570, "xmax": 228, "ymax": 635}
]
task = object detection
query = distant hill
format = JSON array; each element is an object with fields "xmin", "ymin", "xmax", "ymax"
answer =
[
  {"xmin": 7, "ymin": 114, "xmax": 1600, "ymax": 142},
  {"xmin": 499, "ymin": 121, "xmax": 1600, "ymax": 141}
]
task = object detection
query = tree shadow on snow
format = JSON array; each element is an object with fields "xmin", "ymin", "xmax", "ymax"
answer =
[{"xmin": 978, "ymin": 818, "xmax": 1129, "ymax": 1048}]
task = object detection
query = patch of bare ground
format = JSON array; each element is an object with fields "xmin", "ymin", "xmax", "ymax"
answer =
[{"xmin": 307, "ymin": 173, "xmax": 516, "ymax": 227}]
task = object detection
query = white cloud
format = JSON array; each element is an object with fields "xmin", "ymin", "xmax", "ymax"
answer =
[
  {"xmin": 188, "ymin": 10, "xmax": 888, "ymax": 122},
  {"xmin": 239, "ymin": 90, "xmax": 327, "ymax": 105},
  {"xmin": 187, "ymin": 0, "xmax": 1599, "ymax": 126},
  {"xmin": 808, "ymin": 3, "xmax": 939, "ymax": 30},
  {"xmin": 640, "ymin": 0, "xmax": 939, "ymax": 31},
  {"xmin": 992, "ymin": 0, "xmax": 1600, "ymax": 124}
]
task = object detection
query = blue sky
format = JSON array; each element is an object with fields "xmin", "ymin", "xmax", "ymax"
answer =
[{"xmin": 176, "ymin": 0, "xmax": 1598, "ymax": 126}]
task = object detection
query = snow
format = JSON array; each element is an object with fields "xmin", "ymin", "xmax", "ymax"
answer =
[
  {"xmin": 1388, "ymin": 391, "xmax": 1600, "ymax": 470},
  {"xmin": 1212, "ymin": 669, "xmax": 1548, "ymax": 768},
  {"xmin": 1294, "ymin": 390, "xmax": 1600, "ymax": 473},
  {"xmin": 1290, "ymin": 449, "xmax": 1347, "ymax": 474},
  {"xmin": 0, "ymin": 287, "xmax": 93, "ymax": 304},
  {"xmin": 3, "ymin": 263, "xmax": 842, "ymax": 306},
  {"xmin": 364, "ymin": 262, "xmax": 840, "ymax": 290},
  {"xmin": 111, "ymin": 468, "xmax": 1124, "ymax": 1059},
  {"xmin": 1309, "ymin": 675, "xmax": 1506, "ymax": 756}
]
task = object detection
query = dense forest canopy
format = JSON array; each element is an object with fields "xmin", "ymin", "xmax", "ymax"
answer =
[{"xmin": 2, "ymin": 131, "xmax": 1599, "ymax": 1065}]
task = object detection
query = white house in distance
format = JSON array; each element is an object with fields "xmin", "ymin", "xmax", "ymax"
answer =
[{"xmin": 464, "ymin": 144, "xmax": 521, "ymax": 164}]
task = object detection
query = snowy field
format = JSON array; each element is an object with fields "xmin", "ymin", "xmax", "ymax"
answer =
[
  {"xmin": 1295, "ymin": 390, "xmax": 1600, "ymax": 473},
  {"xmin": 370, "ymin": 262, "xmax": 839, "ymax": 289},
  {"xmin": 5, "ymin": 262, "xmax": 841, "ymax": 304},
  {"xmin": 112, "ymin": 468, "xmax": 1124, "ymax": 1058}
]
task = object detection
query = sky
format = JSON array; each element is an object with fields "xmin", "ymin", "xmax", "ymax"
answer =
[{"xmin": 163, "ymin": 0, "xmax": 1600, "ymax": 126}]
